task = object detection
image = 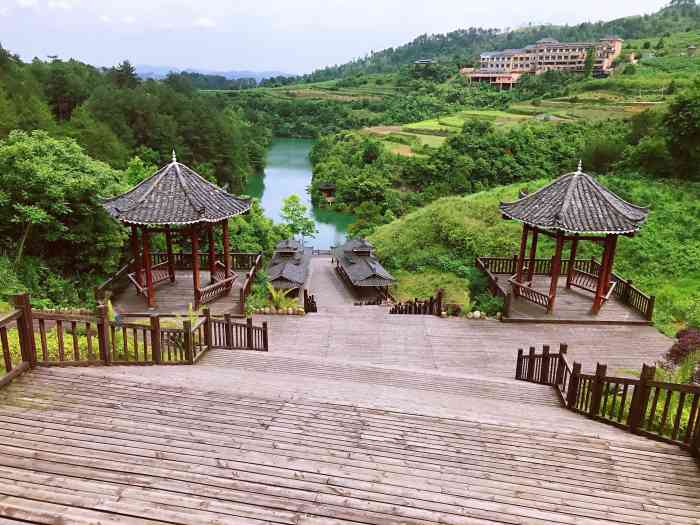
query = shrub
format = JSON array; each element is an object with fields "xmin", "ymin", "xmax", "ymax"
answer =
[{"xmin": 666, "ymin": 327, "xmax": 700, "ymax": 366}]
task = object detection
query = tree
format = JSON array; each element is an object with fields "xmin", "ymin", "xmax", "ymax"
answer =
[
  {"xmin": 280, "ymin": 194, "xmax": 317, "ymax": 242},
  {"xmin": 0, "ymin": 130, "xmax": 127, "ymax": 272},
  {"xmin": 664, "ymin": 85, "xmax": 700, "ymax": 180},
  {"xmin": 583, "ymin": 48, "xmax": 595, "ymax": 78},
  {"xmin": 109, "ymin": 60, "xmax": 139, "ymax": 89}
]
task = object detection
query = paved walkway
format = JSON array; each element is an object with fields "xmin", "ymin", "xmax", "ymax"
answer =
[{"xmin": 308, "ymin": 256, "xmax": 380, "ymax": 308}]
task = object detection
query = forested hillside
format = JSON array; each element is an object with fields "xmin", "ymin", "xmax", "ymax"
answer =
[{"xmin": 296, "ymin": 0, "xmax": 700, "ymax": 81}]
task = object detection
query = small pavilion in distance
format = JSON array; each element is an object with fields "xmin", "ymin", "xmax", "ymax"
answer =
[
  {"xmin": 477, "ymin": 163, "xmax": 655, "ymax": 324},
  {"xmin": 102, "ymin": 152, "xmax": 251, "ymax": 311}
]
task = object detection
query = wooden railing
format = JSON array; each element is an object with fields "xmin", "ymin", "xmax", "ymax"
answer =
[
  {"xmin": 508, "ymin": 278, "xmax": 551, "ymax": 310},
  {"xmin": 209, "ymin": 315, "xmax": 268, "ymax": 351},
  {"xmin": 389, "ymin": 289, "xmax": 444, "ymax": 316},
  {"xmin": 0, "ymin": 294, "xmax": 270, "ymax": 388},
  {"xmin": 238, "ymin": 252, "xmax": 263, "ymax": 315},
  {"xmin": 303, "ymin": 290, "xmax": 318, "ymax": 313},
  {"xmin": 517, "ymin": 344, "xmax": 700, "ymax": 458},
  {"xmin": 476, "ymin": 256, "xmax": 655, "ymax": 320}
]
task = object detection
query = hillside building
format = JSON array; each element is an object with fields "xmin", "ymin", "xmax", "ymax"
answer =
[{"xmin": 465, "ymin": 37, "xmax": 623, "ymax": 89}]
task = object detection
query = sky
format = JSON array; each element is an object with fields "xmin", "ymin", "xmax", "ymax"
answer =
[{"xmin": 0, "ymin": 0, "xmax": 669, "ymax": 74}]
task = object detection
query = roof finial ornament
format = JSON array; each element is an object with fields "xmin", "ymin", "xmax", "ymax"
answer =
[
  {"xmin": 576, "ymin": 159, "xmax": 583, "ymax": 174},
  {"xmin": 172, "ymin": 149, "xmax": 177, "ymax": 163}
]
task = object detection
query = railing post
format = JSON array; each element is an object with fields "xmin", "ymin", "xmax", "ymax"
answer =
[
  {"xmin": 515, "ymin": 348, "xmax": 523, "ymax": 380},
  {"xmin": 436, "ymin": 288, "xmax": 444, "ymax": 316},
  {"xmin": 540, "ymin": 345, "xmax": 550, "ymax": 384},
  {"xmin": 203, "ymin": 308, "xmax": 213, "ymax": 351},
  {"xmin": 527, "ymin": 346, "xmax": 536, "ymax": 381},
  {"xmin": 183, "ymin": 320, "xmax": 194, "ymax": 364},
  {"xmin": 567, "ymin": 362, "xmax": 581, "ymax": 408},
  {"xmin": 646, "ymin": 295, "xmax": 655, "ymax": 321},
  {"xmin": 96, "ymin": 304, "xmax": 111, "ymax": 365},
  {"xmin": 262, "ymin": 321, "xmax": 269, "ymax": 351},
  {"xmin": 589, "ymin": 363, "xmax": 607, "ymax": 418},
  {"xmin": 691, "ymin": 408, "xmax": 700, "ymax": 458},
  {"xmin": 12, "ymin": 293, "xmax": 36, "ymax": 366},
  {"xmin": 148, "ymin": 315, "xmax": 160, "ymax": 364},
  {"xmin": 629, "ymin": 363, "xmax": 655, "ymax": 433},
  {"xmin": 246, "ymin": 317, "xmax": 254, "ymax": 350},
  {"xmin": 555, "ymin": 343, "xmax": 568, "ymax": 385},
  {"xmin": 224, "ymin": 313, "xmax": 232, "ymax": 348}
]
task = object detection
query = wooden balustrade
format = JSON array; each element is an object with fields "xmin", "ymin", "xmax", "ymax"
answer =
[
  {"xmin": 0, "ymin": 294, "xmax": 270, "ymax": 389},
  {"xmin": 516, "ymin": 344, "xmax": 700, "ymax": 457},
  {"xmin": 508, "ymin": 278, "xmax": 552, "ymax": 309},
  {"xmin": 389, "ymin": 289, "xmax": 444, "ymax": 316}
]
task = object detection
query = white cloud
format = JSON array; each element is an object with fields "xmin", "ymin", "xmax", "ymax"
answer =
[
  {"xmin": 48, "ymin": 0, "xmax": 75, "ymax": 9},
  {"xmin": 99, "ymin": 14, "xmax": 111, "ymax": 23},
  {"xmin": 0, "ymin": 7, "xmax": 10, "ymax": 16},
  {"xmin": 16, "ymin": 0, "xmax": 38, "ymax": 7},
  {"xmin": 122, "ymin": 15, "xmax": 136, "ymax": 25},
  {"xmin": 193, "ymin": 16, "xmax": 216, "ymax": 28}
]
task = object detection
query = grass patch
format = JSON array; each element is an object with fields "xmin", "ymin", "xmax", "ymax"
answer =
[{"xmin": 391, "ymin": 270, "xmax": 470, "ymax": 308}]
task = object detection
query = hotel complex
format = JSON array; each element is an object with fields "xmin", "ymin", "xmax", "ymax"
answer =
[{"xmin": 463, "ymin": 37, "xmax": 624, "ymax": 89}]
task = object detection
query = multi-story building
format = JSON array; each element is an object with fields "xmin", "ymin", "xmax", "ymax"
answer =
[{"xmin": 464, "ymin": 37, "xmax": 623, "ymax": 89}]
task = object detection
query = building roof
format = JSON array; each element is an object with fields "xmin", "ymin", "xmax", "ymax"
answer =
[
  {"xmin": 499, "ymin": 163, "xmax": 649, "ymax": 235},
  {"xmin": 333, "ymin": 239, "xmax": 395, "ymax": 287},
  {"xmin": 102, "ymin": 152, "xmax": 250, "ymax": 226},
  {"xmin": 267, "ymin": 240, "xmax": 311, "ymax": 289}
]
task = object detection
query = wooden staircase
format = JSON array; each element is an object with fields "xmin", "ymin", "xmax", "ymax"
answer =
[{"xmin": 0, "ymin": 367, "xmax": 698, "ymax": 524}]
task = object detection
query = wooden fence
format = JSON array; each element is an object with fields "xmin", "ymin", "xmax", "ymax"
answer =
[
  {"xmin": 516, "ymin": 344, "xmax": 700, "ymax": 458},
  {"xmin": 389, "ymin": 289, "xmax": 443, "ymax": 316},
  {"xmin": 303, "ymin": 290, "xmax": 318, "ymax": 313},
  {"xmin": 476, "ymin": 256, "xmax": 655, "ymax": 320},
  {"xmin": 0, "ymin": 294, "xmax": 269, "ymax": 388}
]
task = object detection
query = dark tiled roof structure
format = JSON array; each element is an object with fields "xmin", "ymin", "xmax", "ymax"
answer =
[
  {"xmin": 500, "ymin": 165, "xmax": 649, "ymax": 234},
  {"xmin": 267, "ymin": 239, "xmax": 311, "ymax": 290},
  {"xmin": 103, "ymin": 153, "xmax": 250, "ymax": 225},
  {"xmin": 334, "ymin": 238, "xmax": 395, "ymax": 287}
]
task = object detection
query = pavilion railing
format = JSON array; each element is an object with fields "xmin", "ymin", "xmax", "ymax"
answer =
[
  {"xmin": 516, "ymin": 344, "xmax": 700, "ymax": 458},
  {"xmin": 0, "ymin": 294, "xmax": 269, "ymax": 389},
  {"xmin": 476, "ymin": 256, "xmax": 655, "ymax": 320}
]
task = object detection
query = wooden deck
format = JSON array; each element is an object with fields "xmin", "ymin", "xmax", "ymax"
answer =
[
  {"xmin": 496, "ymin": 275, "xmax": 650, "ymax": 324},
  {"xmin": 1, "ymin": 367, "xmax": 699, "ymax": 524},
  {"xmin": 112, "ymin": 270, "xmax": 248, "ymax": 315}
]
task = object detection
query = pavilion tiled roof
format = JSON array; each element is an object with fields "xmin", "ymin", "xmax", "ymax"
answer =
[
  {"xmin": 102, "ymin": 153, "xmax": 250, "ymax": 225},
  {"xmin": 267, "ymin": 240, "xmax": 311, "ymax": 289},
  {"xmin": 333, "ymin": 238, "xmax": 395, "ymax": 287},
  {"xmin": 500, "ymin": 165, "xmax": 649, "ymax": 234}
]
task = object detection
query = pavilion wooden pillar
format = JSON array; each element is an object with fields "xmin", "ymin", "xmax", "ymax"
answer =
[
  {"xmin": 222, "ymin": 220, "xmax": 231, "ymax": 279},
  {"xmin": 566, "ymin": 236, "xmax": 579, "ymax": 288},
  {"xmin": 526, "ymin": 227, "xmax": 539, "ymax": 283},
  {"xmin": 130, "ymin": 224, "xmax": 143, "ymax": 286},
  {"xmin": 142, "ymin": 226, "xmax": 155, "ymax": 308},
  {"xmin": 164, "ymin": 225, "xmax": 176, "ymax": 283},
  {"xmin": 514, "ymin": 224, "xmax": 530, "ymax": 297},
  {"xmin": 547, "ymin": 233, "xmax": 565, "ymax": 313},
  {"xmin": 207, "ymin": 223, "xmax": 216, "ymax": 284},
  {"xmin": 191, "ymin": 226, "xmax": 201, "ymax": 309},
  {"xmin": 592, "ymin": 235, "xmax": 617, "ymax": 314}
]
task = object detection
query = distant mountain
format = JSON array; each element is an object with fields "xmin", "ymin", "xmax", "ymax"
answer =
[{"xmin": 135, "ymin": 65, "xmax": 290, "ymax": 83}]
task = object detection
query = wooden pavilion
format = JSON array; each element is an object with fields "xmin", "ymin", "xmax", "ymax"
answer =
[
  {"xmin": 333, "ymin": 238, "xmax": 395, "ymax": 296},
  {"xmin": 266, "ymin": 239, "xmax": 311, "ymax": 295},
  {"xmin": 498, "ymin": 162, "xmax": 649, "ymax": 315},
  {"xmin": 102, "ymin": 152, "xmax": 251, "ymax": 309}
]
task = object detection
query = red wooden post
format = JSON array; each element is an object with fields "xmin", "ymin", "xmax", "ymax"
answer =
[
  {"xmin": 142, "ymin": 226, "xmax": 155, "ymax": 307},
  {"xmin": 150, "ymin": 314, "xmax": 161, "ymax": 364},
  {"xmin": 526, "ymin": 227, "xmax": 538, "ymax": 282},
  {"xmin": 222, "ymin": 220, "xmax": 231, "ymax": 280},
  {"xmin": 191, "ymin": 227, "xmax": 201, "ymax": 309},
  {"xmin": 514, "ymin": 225, "xmax": 530, "ymax": 292},
  {"xmin": 589, "ymin": 362, "xmax": 608, "ymax": 417},
  {"xmin": 130, "ymin": 224, "xmax": 143, "ymax": 286},
  {"xmin": 593, "ymin": 235, "xmax": 612, "ymax": 314},
  {"xmin": 566, "ymin": 237, "xmax": 579, "ymax": 288},
  {"xmin": 629, "ymin": 363, "xmax": 655, "ymax": 432},
  {"xmin": 547, "ymin": 233, "xmax": 565, "ymax": 312},
  {"xmin": 164, "ymin": 225, "xmax": 176, "ymax": 283},
  {"xmin": 12, "ymin": 293, "xmax": 36, "ymax": 366},
  {"xmin": 207, "ymin": 223, "xmax": 216, "ymax": 283}
]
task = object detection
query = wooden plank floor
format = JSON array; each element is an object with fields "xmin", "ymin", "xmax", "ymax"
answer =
[
  {"xmin": 1, "ymin": 368, "xmax": 699, "ymax": 525},
  {"xmin": 494, "ymin": 275, "xmax": 649, "ymax": 324},
  {"xmin": 112, "ymin": 270, "xmax": 247, "ymax": 315}
]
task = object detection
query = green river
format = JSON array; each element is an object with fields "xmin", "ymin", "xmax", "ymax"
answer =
[{"xmin": 245, "ymin": 138, "xmax": 355, "ymax": 250}]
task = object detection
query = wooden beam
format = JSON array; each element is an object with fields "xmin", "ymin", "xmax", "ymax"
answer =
[
  {"xmin": 142, "ymin": 226, "xmax": 155, "ymax": 308},
  {"xmin": 547, "ymin": 233, "xmax": 564, "ymax": 312},
  {"xmin": 566, "ymin": 237, "xmax": 579, "ymax": 288},
  {"xmin": 526, "ymin": 227, "xmax": 538, "ymax": 282},
  {"xmin": 129, "ymin": 224, "xmax": 143, "ymax": 286},
  {"xmin": 592, "ymin": 235, "xmax": 613, "ymax": 314},
  {"xmin": 191, "ymin": 226, "xmax": 200, "ymax": 309},
  {"xmin": 222, "ymin": 220, "xmax": 231, "ymax": 280},
  {"xmin": 207, "ymin": 223, "xmax": 216, "ymax": 284},
  {"xmin": 164, "ymin": 226, "xmax": 176, "ymax": 283},
  {"xmin": 514, "ymin": 224, "xmax": 529, "ymax": 287}
]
